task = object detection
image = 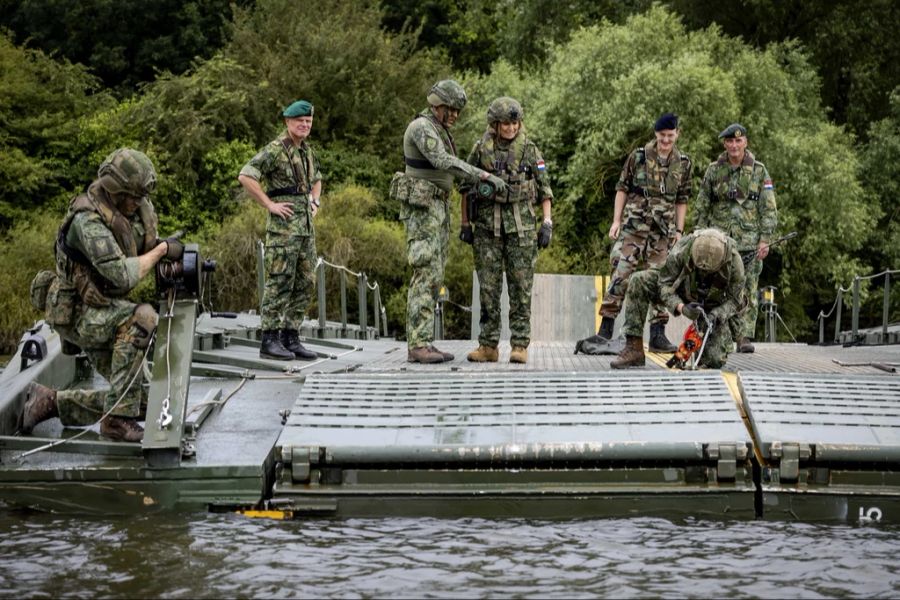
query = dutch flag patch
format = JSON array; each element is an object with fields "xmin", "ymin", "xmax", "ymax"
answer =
[
  {"xmin": 763, "ymin": 178, "xmax": 774, "ymax": 190},
  {"xmin": 536, "ymin": 160, "xmax": 546, "ymax": 171}
]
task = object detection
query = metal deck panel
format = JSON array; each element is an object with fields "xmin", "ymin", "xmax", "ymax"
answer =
[
  {"xmin": 724, "ymin": 343, "xmax": 900, "ymax": 374},
  {"xmin": 279, "ymin": 371, "xmax": 749, "ymax": 462},
  {"xmin": 740, "ymin": 372, "xmax": 900, "ymax": 461}
]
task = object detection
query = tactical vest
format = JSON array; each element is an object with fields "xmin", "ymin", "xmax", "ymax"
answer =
[
  {"xmin": 403, "ymin": 111, "xmax": 456, "ymax": 193},
  {"xmin": 628, "ymin": 145, "xmax": 688, "ymax": 203},
  {"xmin": 56, "ymin": 183, "xmax": 158, "ymax": 297},
  {"xmin": 475, "ymin": 132, "xmax": 536, "ymax": 205}
]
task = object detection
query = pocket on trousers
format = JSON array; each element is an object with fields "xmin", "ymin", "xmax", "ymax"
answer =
[
  {"xmin": 407, "ymin": 238, "xmax": 434, "ymax": 269},
  {"xmin": 45, "ymin": 279, "xmax": 77, "ymax": 327}
]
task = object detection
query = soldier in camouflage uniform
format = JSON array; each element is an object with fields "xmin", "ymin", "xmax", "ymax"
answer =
[
  {"xmin": 19, "ymin": 148, "xmax": 176, "ymax": 442},
  {"xmin": 392, "ymin": 80, "xmax": 507, "ymax": 364},
  {"xmin": 611, "ymin": 229, "xmax": 746, "ymax": 369},
  {"xmin": 599, "ymin": 113, "xmax": 692, "ymax": 353},
  {"xmin": 693, "ymin": 123, "xmax": 777, "ymax": 354},
  {"xmin": 459, "ymin": 97, "xmax": 553, "ymax": 364},
  {"xmin": 239, "ymin": 100, "xmax": 321, "ymax": 361}
]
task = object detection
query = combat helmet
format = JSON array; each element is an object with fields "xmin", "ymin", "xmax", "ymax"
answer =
[
  {"xmin": 691, "ymin": 229, "xmax": 728, "ymax": 271},
  {"xmin": 487, "ymin": 97, "xmax": 523, "ymax": 123},
  {"xmin": 97, "ymin": 148, "xmax": 157, "ymax": 197},
  {"xmin": 427, "ymin": 80, "xmax": 467, "ymax": 110}
]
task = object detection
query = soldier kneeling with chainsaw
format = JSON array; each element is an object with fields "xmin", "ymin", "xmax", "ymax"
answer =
[{"xmin": 611, "ymin": 228, "xmax": 746, "ymax": 369}]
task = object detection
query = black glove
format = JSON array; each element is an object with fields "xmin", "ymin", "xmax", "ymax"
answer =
[
  {"xmin": 682, "ymin": 302, "xmax": 703, "ymax": 320},
  {"xmin": 537, "ymin": 220, "xmax": 552, "ymax": 248},
  {"xmin": 459, "ymin": 224, "xmax": 474, "ymax": 245}
]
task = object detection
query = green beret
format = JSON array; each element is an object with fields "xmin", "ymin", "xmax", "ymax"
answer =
[
  {"xmin": 718, "ymin": 123, "xmax": 747, "ymax": 139},
  {"xmin": 283, "ymin": 100, "xmax": 314, "ymax": 118}
]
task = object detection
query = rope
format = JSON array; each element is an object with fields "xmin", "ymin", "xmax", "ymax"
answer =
[{"xmin": 317, "ymin": 257, "xmax": 381, "ymax": 291}]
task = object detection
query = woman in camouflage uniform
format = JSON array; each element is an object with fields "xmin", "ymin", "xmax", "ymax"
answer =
[{"xmin": 460, "ymin": 97, "xmax": 553, "ymax": 364}]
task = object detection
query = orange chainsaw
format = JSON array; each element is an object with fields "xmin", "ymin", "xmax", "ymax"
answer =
[{"xmin": 666, "ymin": 309, "xmax": 711, "ymax": 370}]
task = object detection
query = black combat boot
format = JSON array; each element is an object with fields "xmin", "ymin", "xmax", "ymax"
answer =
[
  {"xmin": 611, "ymin": 336, "xmax": 646, "ymax": 369},
  {"xmin": 100, "ymin": 415, "xmax": 144, "ymax": 442},
  {"xmin": 17, "ymin": 382, "xmax": 59, "ymax": 434},
  {"xmin": 260, "ymin": 329, "xmax": 294, "ymax": 361},
  {"xmin": 281, "ymin": 329, "xmax": 318, "ymax": 361},
  {"xmin": 598, "ymin": 316, "xmax": 615, "ymax": 340},
  {"xmin": 648, "ymin": 322, "xmax": 677, "ymax": 353}
]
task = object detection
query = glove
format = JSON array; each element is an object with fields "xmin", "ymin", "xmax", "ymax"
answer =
[
  {"xmin": 486, "ymin": 173, "xmax": 507, "ymax": 195},
  {"xmin": 164, "ymin": 237, "xmax": 184, "ymax": 261},
  {"xmin": 73, "ymin": 264, "xmax": 110, "ymax": 307},
  {"xmin": 682, "ymin": 302, "xmax": 703, "ymax": 320},
  {"xmin": 537, "ymin": 220, "xmax": 552, "ymax": 248},
  {"xmin": 459, "ymin": 224, "xmax": 474, "ymax": 245}
]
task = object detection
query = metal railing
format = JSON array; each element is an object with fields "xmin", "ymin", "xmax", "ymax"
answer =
[
  {"xmin": 817, "ymin": 269, "xmax": 899, "ymax": 344},
  {"xmin": 257, "ymin": 241, "xmax": 388, "ymax": 339}
]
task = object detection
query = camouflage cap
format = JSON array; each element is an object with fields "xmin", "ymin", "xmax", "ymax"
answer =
[
  {"xmin": 283, "ymin": 100, "xmax": 314, "ymax": 118},
  {"xmin": 487, "ymin": 97, "xmax": 523, "ymax": 123},
  {"xmin": 427, "ymin": 80, "xmax": 467, "ymax": 110},
  {"xmin": 691, "ymin": 228, "xmax": 728, "ymax": 272},
  {"xmin": 718, "ymin": 123, "xmax": 747, "ymax": 139},
  {"xmin": 97, "ymin": 148, "xmax": 157, "ymax": 197}
]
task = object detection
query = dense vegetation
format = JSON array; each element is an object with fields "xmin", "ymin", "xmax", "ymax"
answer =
[{"xmin": 0, "ymin": 0, "xmax": 897, "ymax": 352}]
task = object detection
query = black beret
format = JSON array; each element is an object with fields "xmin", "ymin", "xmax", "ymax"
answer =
[{"xmin": 654, "ymin": 112, "xmax": 679, "ymax": 131}]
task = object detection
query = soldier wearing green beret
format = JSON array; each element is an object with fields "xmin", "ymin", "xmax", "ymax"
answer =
[
  {"xmin": 238, "ymin": 99, "xmax": 322, "ymax": 361},
  {"xmin": 598, "ymin": 112, "xmax": 692, "ymax": 353},
  {"xmin": 693, "ymin": 123, "xmax": 778, "ymax": 354},
  {"xmin": 19, "ymin": 148, "xmax": 174, "ymax": 442},
  {"xmin": 392, "ymin": 80, "xmax": 507, "ymax": 364}
]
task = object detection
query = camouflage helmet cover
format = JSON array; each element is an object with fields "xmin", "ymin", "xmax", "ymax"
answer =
[
  {"xmin": 97, "ymin": 148, "xmax": 157, "ymax": 197},
  {"xmin": 427, "ymin": 79, "xmax": 467, "ymax": 110},
  {"xmin": 487, "ymin": 96, "xmax": 523, "ymax": 123},
  {"xmin": 691, "ymin": 228, "xmax": 728, "ymax": 271}
]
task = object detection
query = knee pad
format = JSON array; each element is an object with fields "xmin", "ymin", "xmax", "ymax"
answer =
[{"xmin": 128, "ymin": 304, "xmax": 159, "ymax": 349}]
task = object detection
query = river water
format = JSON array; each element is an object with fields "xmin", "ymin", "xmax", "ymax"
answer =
[{"xmin": 1, "ymin": 511, "xmax": 898, "ymax": 598}]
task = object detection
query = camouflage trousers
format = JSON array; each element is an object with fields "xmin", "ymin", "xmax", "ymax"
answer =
[
  {"xmin": 261, "ymin": 231, "xmax": 317, "ymax": 331},
  {"xmin": 601, "ymin": 227, "xmax": 672, "ymax": 324},
  {"xmin": 473, "ymin": 225, "xmax": 537, "ymax": 348},
  {"xmin": 622, "ymin": 270, "xmax": 735, "ymax": 368},
  {"xmin": 733, "ymin": 257, "xmax": 763, "ymax": 340},
  {"xmin": 403, "ymin": 197, "xmax": 450, "ymax": 349},
  {"xmin": 54, "ymin": 299, "xmax": 155, "ymax": 424}
]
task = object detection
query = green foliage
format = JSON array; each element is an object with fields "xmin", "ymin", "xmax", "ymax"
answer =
[
  {"xmin": 860, "ymin": 87, "xmax": 900, "ymax": 271},
  {"xmin": 0, "ymin": 213, "xmax": 56, "ymax": 353}
]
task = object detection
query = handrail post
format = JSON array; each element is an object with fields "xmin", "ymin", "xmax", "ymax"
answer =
[
  {"xmin": 373, "ymin": 285, "xmax": 381, "ymax": 338},
  {"xmin": 883, "ymin": 272, "xmax": 891, "ymax": 342},
  {"xmin": 834, "ymin": 289, "xmax": 843, "ymax": 344},
  {"xmin": 818, "ymin": 313, "xmax": 825, "ymax": 345},
  {"xmin": 317, "ymin": 260, "xmax": 327, "ymax": 333},
  {"xmin": 851, "ymin": 276, "xmax": 860, "ymax": 341},
  {"xmin": 340, "ymin": 271, "xmax": 348, "ymax": 336},
  {"xmin": 358, "ymin": 273, "xmax": 368, "ymax": 338},
  {"xmin": 256, "ymin": 240, "xmax": 265, "ymax": 313}
]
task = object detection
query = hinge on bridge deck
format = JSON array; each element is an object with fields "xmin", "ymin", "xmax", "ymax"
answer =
[
  {"xmin": 280, "ymin": 445, "xmax": 325, "ymax": 484},
  {"xmin": 770, "ymin": 442, "xmax": 811, "ymax": 483},
  {"xmin": 706, "ymin": 443, "xmax": 748, "ymax": 482}
]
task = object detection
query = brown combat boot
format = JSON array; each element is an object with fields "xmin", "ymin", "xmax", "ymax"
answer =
[
  {"xmin": 100, "ymin": 415, "xmax": 144, "ymax": 442},
  {"xmin": 611, "ymin": 336, "xmax": 646, "ymax": 369},
  {"xmin": 407, "ymin": 346, "xmax": 445, "ymax": 364},
  {"xmin": 509, "ymin": 346, "xmax": 528, "ymax": 364},
  {"xmin": 467, "ymin": 345, "xmax": 499, "ymax": 362},
  {"xmin": 737, "ymin": 337, "xmax": 755, "ymax": 353},
  {"xmin": 17, "ymin": 382, "xmax": 59, "ymax": 434},
  {"xmin": 429, "ymin": 345, "xmax": 455, "ymax": 362}
]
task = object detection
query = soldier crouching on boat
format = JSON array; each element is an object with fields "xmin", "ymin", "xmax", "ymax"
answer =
[
  {"xmin": 611, "ymin": 228, "xmax": 747, "ymax": 369},
  {"xmin": 20, "ymin": 148, "xmax": 177, "ymax": 442}
]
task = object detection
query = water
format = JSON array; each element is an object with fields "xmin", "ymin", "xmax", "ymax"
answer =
[{"xmin": 1, "ymin": 511, "xmax": 898, "ymax": 598}]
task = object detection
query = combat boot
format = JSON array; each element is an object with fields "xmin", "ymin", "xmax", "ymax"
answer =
[
  {"xmin": 100, "ymin": 415, "xmax": 144, "ymax": 442},
  {"xmin": 509, "ymin": 346, "xmax": 528, "ymax": 364},
  {"xmin": 407, "ymin": 346, "xmax": 444, "ymax": 364},
  {"xmin": 611, "ymin": 336, "xmax": 646, "ymax": 369},
  {"xmin": 260, "ymin": 330, "xmax": 294, "ymax": 361},
  {"xmin": 17, "ymin": 382, "xmax": 59, "ymax": 434},
  {"xmin": 737, "ymin": 337, "xmax": 755, "ymax": 353},
  {"xmin": 429, "ymin": 345, "xmax": 455, "ymax": 362},
  {"xmin": 282, "ymin": 329, "xmax": 318, "ymax": 361},
  {"xmin": 467, "ymin": 345, "xmax": 499, "ymax": 362},
  {"xmin": 598, "ymin": 316, "xmax": 615, "ymax": 341},
  {"xmin": 648, "ymin": 322, "xmax": 677, "ymax": 353}
]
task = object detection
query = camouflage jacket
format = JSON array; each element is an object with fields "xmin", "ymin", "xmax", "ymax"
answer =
[
  {"xmin": 240, "ymin": 135, "xmax": 321, "ymax": 198},
  {"xmin": 693, "ymin": 150, "xmax": 777, "ymax": 251},
  {"xmin": 56, "ymin": 183, "xmax": 158, "ymax": 298},
  {"xmin": 657, "ymin": 231, "xmax": 745, "ymax": 320},
  {"xmin": 616, "ymin": 140, "xmax": 692, "ymax": 237},
  {"xmin": 463, "ymin": 130, "xmax": 553, "ymax": 237},
  {"xmin": 403, "ymin": 109, "xmax": 484, "ymax": 193}
]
